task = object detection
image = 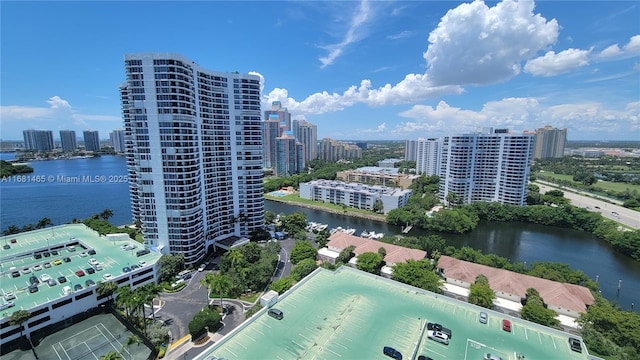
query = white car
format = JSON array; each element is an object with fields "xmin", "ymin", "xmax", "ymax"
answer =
[
  {"xmin": 62, "ymin": 286, "xmax": 73, "ymax": 295},
  {"xmin": 427, "ymin": 330, "xmax": 450, "ymax": 345},
  {"xmin": 79, "ymin": 251, "xmax": 88, "ymax": 257},
  {"xmin": 198, "ymin": 264, "xmax": 206, "ymax": 272},
  {"xmin": 40, "ymin": 274, "xmax": 52, "ymax": 282},
  {"xmin": 32, "ymin": 264, "xmax": 43, "ymax": 271},
  {"xmin": 102, "ymin": 273, "xmax": 113, "ymax": 281},
  {"xmin": 88, "ymin": 258, "xmax": 99, "ymax": 266},
  {"xmin": 4, "ymin": 292, "xmax": 16, "ymax": 301},
  {"xmin": 95, "ymin": 263, "xmax": 104, "ymax": 271},
  {"xmin": 138, "ymin": 260, "xmax": 147, "ymax": 267}
]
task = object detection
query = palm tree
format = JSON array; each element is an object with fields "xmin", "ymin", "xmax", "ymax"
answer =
[
  {"xmin": 140, "ymin": 283, "xmax": 162, "ymax": 320},
  {"xmin": 100, "ymin": 209, "xmax": 114, "ymax": 221},
  {"xmin": 116, "ymin": 286, "xmax": 134, "ymax": 319},
  {"xmin": 99, "ymin": 351, "xmax": 123, "ymax": 360},
  {"xmin": 121, "ymin": 335, "xmax": 141, "ymax": 359},
  {"xmin": 97, "ymin": 281, "xmax": 118, "ymax": 304},
  {"xmin": 36, "ymin": 217, "xmax": 53, "ymax": 229},
  {"xmin": 9, "ymin": 310, "xmax": 31, "ymax": 339},
  {"xmin": 209, "ymin": 273, "xmax": 232, "ymax": 313},
  {"xmin": 226, "ymin": 250, "xmax": 244, "ymax": 268},
  {"xmin": 201, "ymin": 272, "xmax": 215, "ymax": 304}
]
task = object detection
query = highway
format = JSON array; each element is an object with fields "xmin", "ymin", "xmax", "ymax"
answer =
[{"xmin": 535, "ymin": 181, "xmax": 640, "ymax": 230}]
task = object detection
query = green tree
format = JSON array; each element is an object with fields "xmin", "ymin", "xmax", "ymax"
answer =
[
  {"xmin": 264, "ymin": 210, "xmax": 277, "ymax": 224},
  {"xmin": 9, "ymin": 310, "xmax": 31, "ymax": 339},
  {"xmin": 356, "ymin": 252, "xmax": 384, "ymax": 274},
  {"xmin": 468, "ymin": 274, "xmax": 495, "ymax": 308},
  {"xmin": 99, "ymin": 208, "xmax": 114, "ymax": 220},
  {"xmin": 36, "ymin": 217, "xmax": 53, "ymax": 229},
  {"xmin": 315, "ymin": 228, "xmax": 331, "ymax": 248},
  {"xmin": 290, "ymin": 258, "xmax": 318, "ymax": 281},
  {"xmin": 281, "ymin": 211, "xmax": 308, "ymax": 235},
  {"xmin": 520, "ymin": 288, "xmax": 560, "ymax": 328},
  {"xmin": 391, "ymin": 259, "xmax": 443, "ymax": 293},
  {"xmin": 373, "ymin": 198, "xmax": 384, "ymax": 213},
  {"xmin": 208, "ymin": 273, "xmax": 232, "ymax": 312},
  {"xmin": 97, "ymin": 281, "xmax": 118, "ymax": 303},
  {"xmin": 270, "ymin": 276, "xmax": 294, "ymax": 294},
  {"xmin": 336, "ymin": 245, "xmax": 356, "ymax": 264},
  {"xmin": 99, "ymin": 351, "xmax": 123, "ymax": 360},
  {"xmin": 188, "ymin": 307, "xmax": 222, "ymax": 339},
  {"xmin": 157, "ymin": 253, "xmax": 185, "ymax": 282},
  {"xmin": 290, "ymin": 240, "xmax": 317, "ymax": 265}
]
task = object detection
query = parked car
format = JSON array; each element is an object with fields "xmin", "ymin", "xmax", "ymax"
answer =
[
  {"xmin": 43, "ymin": 262, "xmax": 52, "ymax": 268},
  {"xmin": 198, "ymin": 263, "xmax": 206, "ymax": 272},
  {"xmin": 74, "ymin": 284, "xmax": 83, "ymax": 291},
  {"xmin": 28, "ymin": 284, "xmax": 39, "ymax": 293},
  {"xmin": 479, "ymin": 311, "xmax": 488, "ymax": 324},
  {"xmin": 102, "ymin": 273, "xmax": 113, "ymax": 281},
  {"xmin": 417, "ymin": 356, "xmax": 433, "ymax": 360},
  {"xmin": 63, "ymin": 286, "xmax": 72, "ymax": 295},
  {"xmin": 21, "ymin": 267, "xmax": 32, "ymax": 274},
  {"xmin": 85, "ymin": 279, "xmax": 96, "ymax": 287},
  {"xmin": 63, "ymin": 257, "xmax": 71, "ymax": 263},
  {"xmin": 4, "ymin": 292, "xmax": 16, "ymax": 301},
  {"xmin": 502, "ymin": 319, "xmax": 511, "ymax": 332},
  {"xmin": 51, "ymin": 250, "xmax": 59, "ymax": 255},
  {"xmin": 88, "ymin": 249, "xmax": 96, "ymax": 255},
  {"xmin": 29, "ymin": 275, "xmax": 40, "ymax": 285},
  {"xmin": 0, "ymin": 301, "xmax": 15, "ymax": 311},
  {"xmin": 383, "ymin": 346, "xmax": 403, "ymax": 360},
  {"xmin": 58, "ymin": 276, "xmax": 67, "ymax": 284},
  {"xmin": 32, "ymin": 264, "xmax": 43, "ymax": 271},
  {"xmin": 75, "ymin": 270, "xmax": 86, "ymax": 277},
  {"xmin": 40, "ymin": 273, "xmax": 52, "ymax": 282},
  {"xmin": 267, "ymin": 308, "xmax": 284, "ymax": 320},
  {"xmin": 53, "ymin": 259, "xmax": 63, "ymax": 266},
  {"xmin": 11, "ymin": 271, "xmax": 20, "ymax": 278},
  {"xmin": 88, "ymin": 258, "xmax": 99, "ymax": 266},
  {"xmin": 85, "ymin": 267, "xmax": 95, "ymax": 274},
  {"xmin": 484, "ymin": 354, "xmax": 503, "ymax": 360},
  {"xmin": 568, "ymin": 337, "xmax": 582, "ymax": 353},
  {"xmin": 427, "ymin": 322, "xmax": 452, "ymax": 338},
  {"xmin": 47, "ymin": 279, "xmax": 57, "ymax": 286},
  {"xmin": 427, "ymin": 330, "xmax": 450, "ymax": 345},
  {"xmin": 122, "ymin": 267, "xmax": 132, "ymax": 273}
]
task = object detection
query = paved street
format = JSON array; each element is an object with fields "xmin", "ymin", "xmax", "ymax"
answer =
[{"xmin": 535, "ymin": 181, "xmax": 640, "ymax": 229}]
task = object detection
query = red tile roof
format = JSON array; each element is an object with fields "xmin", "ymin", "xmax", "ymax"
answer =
[
  {"xmin": 327, "ymin": 232, "xmax": 426, "ymax": 265},
  {"xmin": 437, "ymin": 256, "xmax": 594, "ymax": 313}
]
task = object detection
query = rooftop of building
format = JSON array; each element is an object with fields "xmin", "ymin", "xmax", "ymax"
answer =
[
  {"xmin": 351, "ymin": 166, "xmax": 400, "ymax": 175},
  {"xmin": 327, "ymin": 232, "xmax": 426, "ymax": 266},
  {"xmin": 437, "ymin": 256, "xmax": 595, "ymax": 313},
  {"xmin": 302, "ymin": 179, "xmax": 412, "ymax": 196},
  {"xmin": 197, "ymin": 267, "xmax": 591, "ymax": 360},
  {"xmin": 0, "ymin": 224, "xmax": 160, "ymax": 317}
]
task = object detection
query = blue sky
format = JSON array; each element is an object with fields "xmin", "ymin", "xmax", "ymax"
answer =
[{"xmin": 1, "ymin": 1, "xmax": 638, "ymax": 141}]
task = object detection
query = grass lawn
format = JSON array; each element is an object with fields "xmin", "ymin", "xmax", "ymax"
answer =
[
  {"xmin": 264, "ymin": 193, "xmax": 387, "ymax": 221},
  {"xmin": 536, "ymin": 171, "xmax": 640, "ymax": 194},
  {"xmin": 239, "ymin": 292, "xmax": 261, "ymax": 303}
]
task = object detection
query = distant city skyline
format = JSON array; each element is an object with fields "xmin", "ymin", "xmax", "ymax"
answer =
[{"xmin": 1, "ymin": 1, "xmax": 638, "ymax": 141}]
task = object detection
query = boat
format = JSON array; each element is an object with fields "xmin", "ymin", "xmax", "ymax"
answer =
[
  {"xmin": 360, "ymin": 230, "xmax": 370, "ymax": 238},
  {"xmin": 369, "ymin": 232, "xmax": 385, "ymax": 239},
  {"xmin": 316, "ymin": 224, "xmax": 328, "ymax": 231},
  {"xmin": 343, "ymin": 227, "xmax": 356, "ymax": 235}
]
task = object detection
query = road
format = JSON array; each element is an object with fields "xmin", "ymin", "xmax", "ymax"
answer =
[{"xmin": 535, "ymin": 181, "xmax": 640, "ymax": 229}]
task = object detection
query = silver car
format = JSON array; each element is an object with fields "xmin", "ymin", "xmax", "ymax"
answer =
[
  {"xmin": 427, "ymin": 330, "xmax": 449, "ymax": 345},
  {"xmin": 479, "ymin": 311, "xmax": 488, "ymax": 324}
]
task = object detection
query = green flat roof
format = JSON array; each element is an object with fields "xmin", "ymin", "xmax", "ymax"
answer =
[
  {"xmin": 202, "ymin": 267, "xmax": 590, "ymax": 360},
  {"xmin": 0, "ymin": 224, "xmax": 160, "ymax": 318}
]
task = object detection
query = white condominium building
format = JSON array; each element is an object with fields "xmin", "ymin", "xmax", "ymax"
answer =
[
  {"xmin": 438, "ymin": 129, "xmax": 534, "ymax": 206},
  {"xmin": 416, "ymin": 138, "xmax": 442, "ymax": 176},
  {"xmin": 120, "ymin": 53, "xmax": 264, "ymax": 265},
  {"xmin": 299, "ymin": 179, "xmax": 412, "ymax": 214}
]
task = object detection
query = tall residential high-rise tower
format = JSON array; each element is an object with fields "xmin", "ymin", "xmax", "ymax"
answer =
[
  {"xmin": 59, "ymin": 130, "xmax": 78, "ymax": 151},
  {"xmin": 109, "ymin": 129, "xmax": 125, "ymax": 153},
  {"xmin": 439, "ymin": 129, "xmax": 534, "ymax": 206},
  {"xmin": 416, "ymin": 138, "xmax": 442, "ymax": 176},
  {"xmin": 120, "ymin": 53, "xmax": 264, "ymax": 265},
  {"xmin": 276, "ymin": 131, "xmax": 304, "ymax": 177},
  {"xmin": 23, "ymin": 129, "xmax": 54, "ymax": 152},
  {"xmin": 293, "ymin": 119, "xmax": 318, "ymax": 164},
  {"xmin": 533, "ymin": 125, "xmax": 567, "ymax": 159},
  {"xmin": 404, "ymin": 140, "xmax": 418, "ymax": 162},
  {"xmin": 83, "ymin": 130, "xmax": 101, "ymax": 151}
]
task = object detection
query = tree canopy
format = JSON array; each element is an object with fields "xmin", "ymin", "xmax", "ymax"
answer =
[
  {"xmin": 290, "ymin": 240, "xmax": 317, "ymax": 265},
  {"xmin": 356, "ymin": 252, "xmax": 384, "ymax": 274},
  {"xmin": 391, "ymin": 259, "xmax": 443, "ymax": 294}
]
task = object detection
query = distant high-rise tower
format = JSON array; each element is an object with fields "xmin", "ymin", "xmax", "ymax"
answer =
[
  {"xmin": 263, "ymin": 102, "xmax": 291, "ymax": 169},
  {"xmin": 83, "ymin": 130, "xmax": 101, "ymax": 151},
  {"xmin": 23, "ymin": 129, "xmax": 54, "ymax": 152},
  {"xmin": 416, "ymin": 138, "xmax": 441, "ymax": 176},
  {"xmin": 109, "ymin": 129, "xmax": 125, "ymax": 153},
  {"xmin": 265, "ymin": 101, "xmax": 291, "ymax": 133},
  {"xmin": 439, "ymin": 129, "xmax": 534, "ymax": 206},
  {"xmin": 275, "ymin": 131, "xmax": 304, "ymax": 176},
  {"xmin": 533, "ymin": 125, "xmax": 567, "ymax": 159},
  {"xmin": 405, "ymin": 140, "xmax": 418, "ymax": 162},
  {"xmin": 293, "ymin": 119, "xmax": 318, "ymax": 164},
  {"xmin": 59, "ymin": 130, "xmax": 77, "ymax": 151},
  {"xmin": 120, "ymin": 52, "xmax": 264, "ymax": 265},
  {"xmin": 319, "ymin": 138, "xmax": 362, "ymax": 162}
]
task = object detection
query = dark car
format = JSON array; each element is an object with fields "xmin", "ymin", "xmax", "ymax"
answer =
[
  {"xmin": 47, "ymin": 279, "xmax": 57, "ymax": 286},
  {"xmin": 51, "ymin": 250, "xmax": 59, "ymax": 255},
  {"xmin": 130, "ymin": 264, "xmax": 140, "ymax": 270},
  {"xmin": 383, "ymin": 346, "xmax": 403, "ymax": 360},
  {"xmin": 85, "ymin": 267, "xmax": 95, "ymax": 274},
  {"xmin": 63, "ymin": 257, "xmax": 71, "ymax": 263},
  {"xmin": 2, "ymin": 244, "xmax": 10, "ymax": 250},
  {"xmin": 58, "ymin": 276, "xmax": 67, "ymax": 284},
  {"xmin": 417, "ymin": 356, "xmax": 434, "ymax": 360},
  {"xmin": 34, "ymin": 253, "xmax": 42, "ymax": 259},
  {"xmin": 569, "ymin": 337, "xmax": 582, "ymax": 353},
  {"xmin": 28, "ymin": 284, "xmax": 39, "ymax": 293},
  {"xmin": 85, "ymin": 279, "xmax": 96, "ymax": 287},
  {"xmin": 43, "ymin": 251, "xmax": 51, "ymax": 257},
  {"xmin": 11, "ymin": 271, "xmax": 20, "ymax": 278},
  {"xmin": 74, "ymin": 284, "xmax": 83, "ymax": 291},
  {"xmin": 88, "ymin": 249, "xmax": 97, "ymax": 255},
  {"xmin": 29, "ymin": 275, "xmax": 40, "ymax": 285},
  {"xmin": 267, "ymin": 308, "xmax": 284, "ymax": 320},
  {"xmin": 122, "ymin": 266, "xmax": 132, "ymax": 273}
]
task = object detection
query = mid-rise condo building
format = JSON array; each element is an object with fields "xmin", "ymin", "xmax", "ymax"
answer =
[
  {"xmin": 120, "ymin": 52, "xmax": 264, "ymax": 265},
  {"xmin": 83, "ymin": 130, "xmax": 101, "ymax": 152},
  {"xmin": 59, "ymin": 130, "xmax": 78, "ymax": 151},
  {"xmin": 109, "ymin": 129, "xmax": 125, "ymax": 153},
  {"xmin": 533, "ymin": 125, "xmax": 567, "ymax": 159},
  {"xmin": 416, "ymin": 138, "xmax": 442, "ymax": 176},
  {"xmin": 23, "ymin": 129, "xmax": 54, "ymax": 152}
]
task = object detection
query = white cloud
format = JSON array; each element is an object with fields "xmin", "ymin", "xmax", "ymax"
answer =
[
  {"xmin": 264, "ymin": 77, "xmax": 463, "ymax": 115},
  {"xmin": 394, "ymin": 98, "xmax": 639, "ymax": 136},
  {"xmin": 362, "ymin": 122, "xmax": 387, "ymax": 133},
  {"xmin": 387, "ymin": 30, "xmax": 412, "ymax": 40},
  {"xmin": 424, "ymin": 0, "xmax": 559, "ymax": 85},
  {"xmin": 524, "ymin": 48, "xmax": 591, "ymax": 76},
  {"xmin": 598, "ymin": 35, "xmax": 640, "ymax": 60},
  {"xmin": 319, "ymin": 0, "xmax": 372, "ymax": 68}
]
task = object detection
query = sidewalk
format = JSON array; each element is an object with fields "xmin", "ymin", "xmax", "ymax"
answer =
[{"xmin": 164, "ymin": 332, "xmax": 225, "ymax": 360}]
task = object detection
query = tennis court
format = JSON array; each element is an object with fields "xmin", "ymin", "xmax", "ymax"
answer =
[
  {"xmin": 2, "ymin": 313, "xmax": 152, "ymax": 360},
  {"xmin": 201, "ymin": 267, "xmax": 591, "ymax": 360}
]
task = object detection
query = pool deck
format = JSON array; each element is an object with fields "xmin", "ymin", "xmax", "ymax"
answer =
[{"xmin": 200, "ymin": 267, "xmax": 591, "ymax": 360}]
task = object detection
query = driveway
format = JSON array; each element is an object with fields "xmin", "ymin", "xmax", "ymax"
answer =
[{"xmin": 155, "ymin": 270, "xmax": 208, "ymax": 342}]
